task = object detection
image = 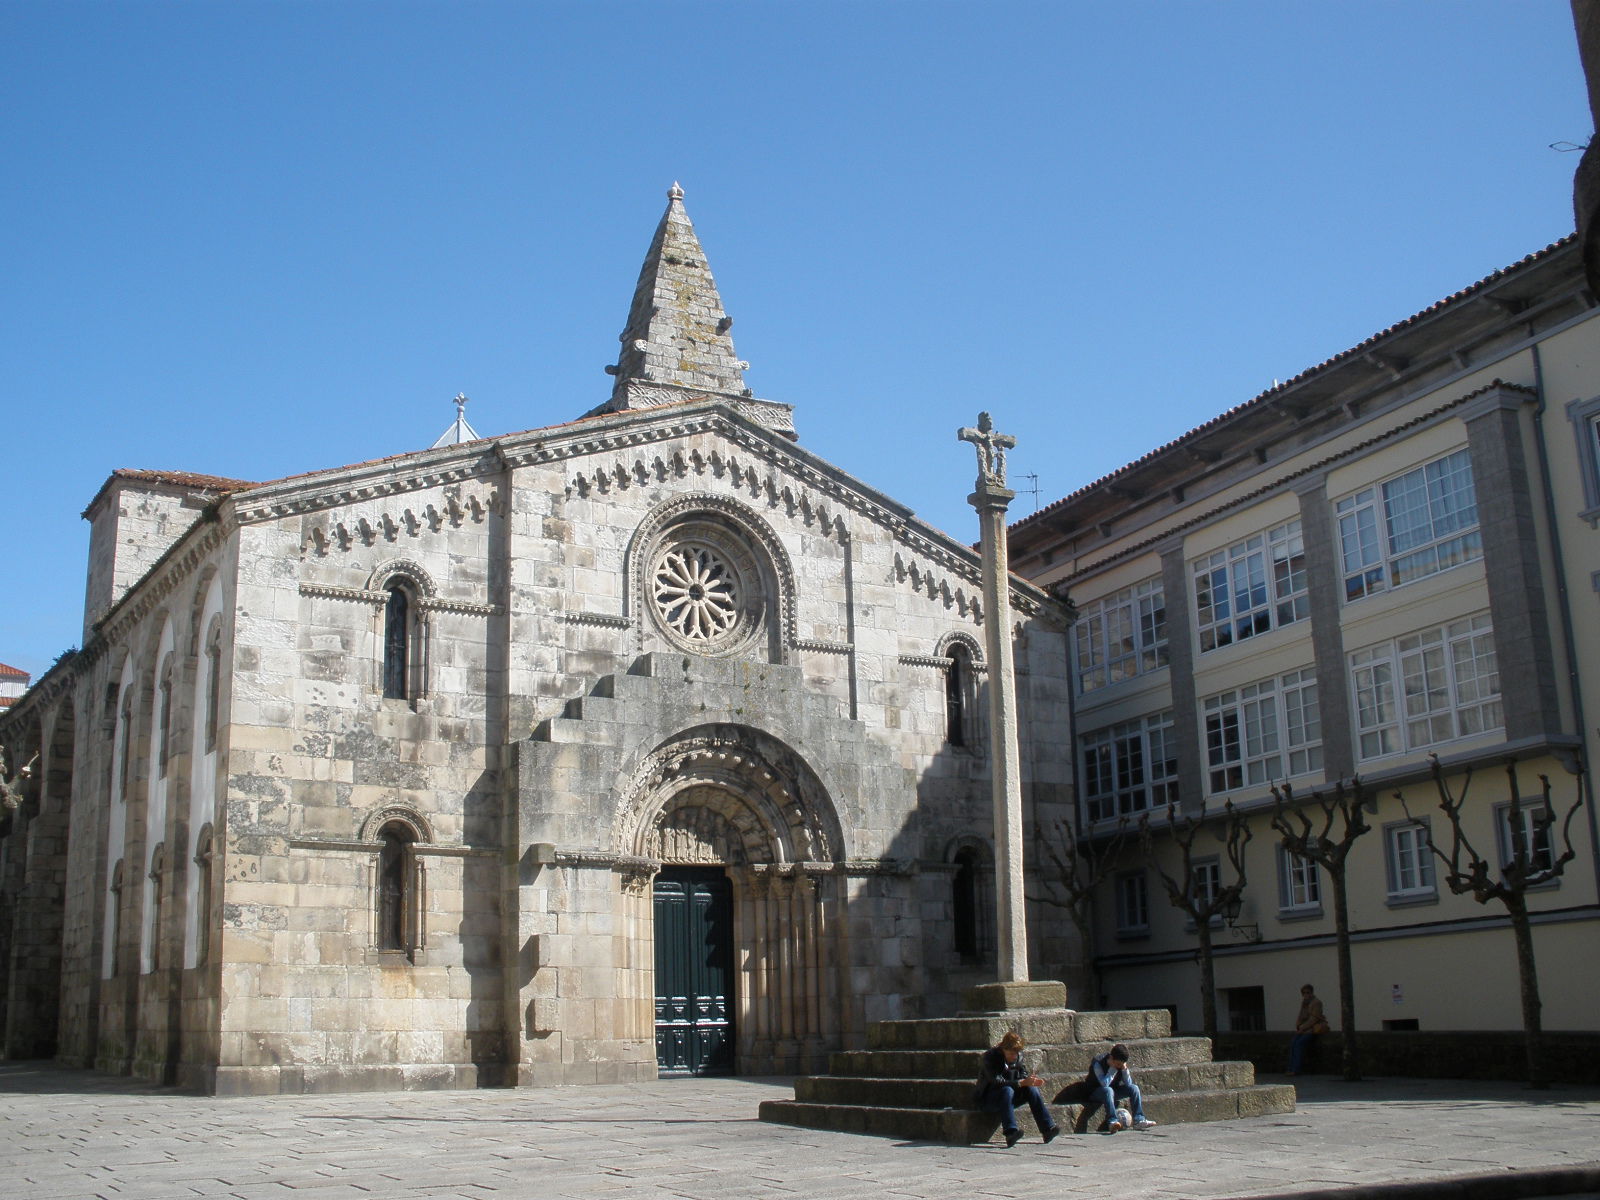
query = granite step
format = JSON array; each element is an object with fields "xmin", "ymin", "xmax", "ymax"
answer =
[
  {"xmin": 794, "ymin": 1060, "xmax": 1258, "ymax": 1109},
  {"xmin": 866, "ymin": 1009, "xmax": 1172, "ymax": 1050},
  {"xmin": 827, "ymin": 1035, "xmax": 1217, "ymax": 1079},
  {"xmin": 759, "ymin": 1083, "xmax": 1296, "ymax": 1144}
]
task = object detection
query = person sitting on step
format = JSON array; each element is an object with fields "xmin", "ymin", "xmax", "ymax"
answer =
[
  {"xmin": 974, "ymin": 1030, "xmax": 1061, "ymax": 1148},
  {"xmin": 1088, "ymin": 1043, "xmax": 1156, "ymax": 1132}
]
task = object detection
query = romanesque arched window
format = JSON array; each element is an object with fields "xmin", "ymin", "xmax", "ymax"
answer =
[
  {"xmin": 950, "ymin": 841, "xmax": 993, "ymax": 967},
  {"xmin": 156, "ymin": 654, "xmax": 175, "ymax": 777},
  {"xmin": 375, "ymin": 819, "xmax": 422, "ymax": 958},
  {"xmin": 191, "ymin": 825, "xmax": 214, "ymax": 968},
  {"xmin": 382, "ymin": 584, "xmax": 411, "ymax": 700},
  {"xmin": 939, "ymin": 635, "xmax": 982, "ymax": 750},
  {"xmin": 203, "ymin": 619, "xmax": 223, "ymax": 751},
  {"xmin": 946, "ymin": 648, "xmax": 969, "ymax": 746},
  {"xmin": 144, "ymin": 843, "xmax": 166, "ymax": 974},
  {"xmin": 108, "ymin": 858, "xmax": 126, "ymax": 977}
]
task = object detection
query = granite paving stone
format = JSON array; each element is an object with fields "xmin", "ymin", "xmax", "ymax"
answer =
[{"xmin": 4, "ymin": 1063, "xmax": 1600, "ymax": 1200}]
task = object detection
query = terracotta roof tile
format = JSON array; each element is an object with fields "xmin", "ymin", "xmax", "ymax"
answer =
[
  {"xmin": 1013, "ymin": 234, "xmax": 1579, "ymax": 531},
  {"xmin": 0, "ymin": 662, "xmax": 27, "ymax": 678}
]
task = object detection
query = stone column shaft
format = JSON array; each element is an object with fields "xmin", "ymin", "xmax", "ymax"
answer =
[{"xmin": 973, "ymin": 484, "xmax": 1028, "ymax": 983}]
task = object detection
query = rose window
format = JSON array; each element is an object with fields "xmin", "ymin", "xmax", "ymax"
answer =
[{"xmin": 653, "ymin": 543, "xmax": 741, "ymax": 643}]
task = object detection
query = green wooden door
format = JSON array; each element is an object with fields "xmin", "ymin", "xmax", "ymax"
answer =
[{"xmin": 653, "ymin": 868, "xmax": 735, "ymax": 1076}]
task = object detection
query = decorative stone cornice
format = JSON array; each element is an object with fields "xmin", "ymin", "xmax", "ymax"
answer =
[
  {"xmin": 560, "ymin": 611, "xmax": 631, "ymax": 628},
  {"xmin": 296, "ymin": 583, "xmax": 502, "ymax": 617},
  {"xmin": 794, "ymin": 639, "xmax": 852, "ymax": 655}
]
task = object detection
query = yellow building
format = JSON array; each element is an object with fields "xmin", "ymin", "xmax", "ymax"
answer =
[{"xmin": 1010, "ymin": 235, "xmax": 1600, "ymax": 1037}]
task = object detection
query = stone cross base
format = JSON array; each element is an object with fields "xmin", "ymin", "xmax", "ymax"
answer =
[{"xmin": 959, "ymin": 979, "xmax": 1067, "ymax": 1014}]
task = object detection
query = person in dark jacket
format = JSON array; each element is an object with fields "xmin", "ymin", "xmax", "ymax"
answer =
[{"xmin": 975, "ymin": 1030, "xmax": 1061, "ymax": 1148}]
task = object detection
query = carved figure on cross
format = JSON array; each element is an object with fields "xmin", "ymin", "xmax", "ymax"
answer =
[{"xmin": 959, "ymin": 411, "xmax": 1016, "ymax": 488}]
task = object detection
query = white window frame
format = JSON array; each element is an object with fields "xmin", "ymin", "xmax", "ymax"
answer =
[
  {"xmin": 1495, "ymin": 801, "xmax": 1559, "ymax": 884},
  {"xmin": 1385, "ymin": 818, "xmax": 1437, "ymax": 904},
  {"xmin": 1074, "ymin": 577, "xmax": 1168, "ymax": 694},
  {"xmin": 1335, "ymin": 448, "xmax": 1481, "ymax": 602},
  {"xmin": 1203, "ymin": 667, "xmax": 1322, "ymax": 795},
  {"xmin": 1193, "ymin": 519, "xmax": 1309, "ymax": 653},
  {"xmin": 1276, "ymin": 844, "xmax": 1322, "ymax": 915},
  {"xmin": 1115, "ymin": 871, "xmax": 1149, "ymax": 936},
  {"xmin": 1080, "ymin": 712, "xmax": 1179, "ymax": 823},
  {"xmin": 1565, "ymin": 395, "xmax": 1600, "ymax": 521},
  {"xmin": 1350, "ymin": 612, "xmax": 1501, "ymax": 761}
]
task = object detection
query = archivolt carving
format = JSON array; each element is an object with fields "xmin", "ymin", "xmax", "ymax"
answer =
[
  {"xmin": 358, "ymin": 805, "xmax": 434, "ymax": 844},
  {"xmin": 365, "ymin": 559, "xmax": 438, "ymax": 597},
  {"xmin": 616, "ymin": 724, "xmax": 843, "ymax": 866},
  {"xmin": 934, "ymin": 629, "xmax": 986, "ymax": 667}
]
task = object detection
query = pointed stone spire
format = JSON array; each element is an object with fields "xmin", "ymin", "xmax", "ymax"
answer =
[
  {"xmin": 595, "ymin": 185, "xmax": 795, "ymax": 437},
  {"xmin": 430, "ymin": 393, "xmax": 481, "ymax": 448}
]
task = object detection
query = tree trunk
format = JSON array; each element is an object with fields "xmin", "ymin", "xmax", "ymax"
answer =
[
  {"xmin": 1507, "ymin": 893, "xmax": 1548, "ymax": 1089},
  {"xmin": 1331, "ymin": 872, "xmax": 1361, "ymax": 1081},
  {"xmin": 1197, "ymin": 919, "xmax": 1217, "ymax": 1036}
]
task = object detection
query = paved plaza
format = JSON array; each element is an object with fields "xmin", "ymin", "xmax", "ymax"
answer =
[{"xmin": 3, "ymin": 1060, "xmax": 1599, "ymax": 1200}]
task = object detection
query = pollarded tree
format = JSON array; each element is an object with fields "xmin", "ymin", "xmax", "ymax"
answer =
[
  {"xmin": 1399, "ymin": 756, "xmax": 1584, "ymax": 1088},
  {"xmin": 1139, "ymin": 801, "xmax": 1251, "ymax": 1037},
  {"xmin": 1034, "ymin": 816, "xmax": 1130, "ymax": 1006},
  {"xmin": 1269, "ymin": 777, "xmax": 1375, "ymax": 1082}
]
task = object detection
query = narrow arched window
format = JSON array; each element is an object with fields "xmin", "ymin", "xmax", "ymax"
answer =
[
  {"xmin": 377, "ymin": 821, "xmax": 417, "ymax": 954},
  {"xmin": 204, "ymin": 622, "xmax": 223, "ymax": 751},
  {"xmin": 109, "ymin": 859, "xmax": 126, "ymax": 977},
  {"xmin": 953, "ymin": 847, "xmax": 980, "ymax": 963},
  {"xmin": 946, "ymin": 646, "xmax": 971, "ymax": 746},
  {"xmin": 382, "ymin": 585, "xmax": 410, "ymax": 700},
  {"xmin": 156, "ymin": 657, "xmax": 174, "ymax": 777},
  {"xmin": 193, "ymin": 828, "xmax": 214, "ymax": 968}
]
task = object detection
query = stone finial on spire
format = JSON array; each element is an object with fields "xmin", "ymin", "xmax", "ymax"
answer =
[{"xmin": 587, "ymin": 188, "xmax": 795, "ymax": 437}]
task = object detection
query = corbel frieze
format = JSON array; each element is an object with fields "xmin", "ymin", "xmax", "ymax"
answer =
[{"xmin": 299, "ymin": 486, "xmax": 500, "ymax": 558}]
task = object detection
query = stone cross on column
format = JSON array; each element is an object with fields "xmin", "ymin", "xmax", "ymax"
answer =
[{"xmin": 958, "ymin": 412, "xmax": 1029, "ymax": 984}]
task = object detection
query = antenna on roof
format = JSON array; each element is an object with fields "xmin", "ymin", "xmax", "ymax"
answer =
[{"xmin": 1018, "ymin": 472, "xmax": 1042, "ymax": 513}]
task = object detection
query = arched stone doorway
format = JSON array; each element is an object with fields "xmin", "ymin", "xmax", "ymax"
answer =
[{"xmin": 620, "ymin": 725, "xmax": 844, "ymax": 1075}]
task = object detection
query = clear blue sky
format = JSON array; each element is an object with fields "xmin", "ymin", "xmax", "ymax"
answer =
[{"xmin": 3, "ymin": 0, "xmax": 1591, "ymax": 679}]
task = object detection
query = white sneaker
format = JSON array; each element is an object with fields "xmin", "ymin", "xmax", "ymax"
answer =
[{"xmin": 1133, "ymin": 1118, "xmax": 1156, "ymax": 1130}]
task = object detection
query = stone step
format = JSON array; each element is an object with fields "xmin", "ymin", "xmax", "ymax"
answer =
[
  {"xmin": 758, "ymin": 1083, "xmax": 1296, "ymax": 1145},
  {"xmin": 828, "ymin": 1036, "xmax": 1216, "ymax": 1079},
  {"xmin": 793, "ymin": 1061, "xmax": 1257, "ymax": 1109},
  {"xmin": 866, "ymin": 1008, "xmax": 1172, "ymax": 1050}
]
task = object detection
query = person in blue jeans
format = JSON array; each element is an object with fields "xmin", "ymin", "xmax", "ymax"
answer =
[
  {"xmin": 975, "ymin": 1031, "xmax": 1061, "ymax": 1148},
  {"xmin": 1089, "ymin": 1043, "xmax": 1156, "ymax": 1132}
]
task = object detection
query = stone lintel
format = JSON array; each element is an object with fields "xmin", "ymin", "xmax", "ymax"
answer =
[{"xmin": 959, "ymin": 979, "xmax": 1067, "ymax": 1014}]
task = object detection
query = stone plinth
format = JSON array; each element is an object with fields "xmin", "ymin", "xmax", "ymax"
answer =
[{"xmin": 960, "ymin": 980, "xmax": 1067, "ymax": 1014}]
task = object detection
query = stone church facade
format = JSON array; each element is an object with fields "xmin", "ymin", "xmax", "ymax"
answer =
[{"xmin": 0, "ymin": 189, "xmax": 1076, "ymax": 1094}]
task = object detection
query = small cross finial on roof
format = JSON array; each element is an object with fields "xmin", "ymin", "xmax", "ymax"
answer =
[
  {"xmin": 668, "ymin": 181, "xmax": 684, "ymax": 201},
  {"xmin": 430, "ymin": 392, "xmax": 481, "ymax": 449}
]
